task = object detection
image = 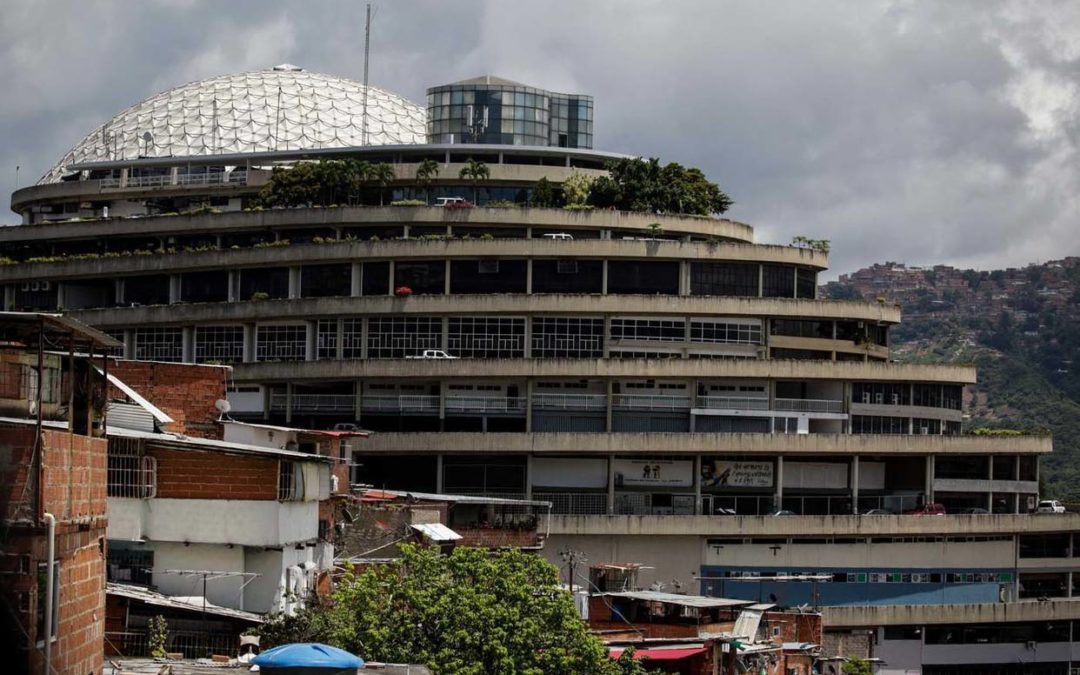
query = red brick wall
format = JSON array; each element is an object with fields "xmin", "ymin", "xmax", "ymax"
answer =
[
  {"xmin": 0, "ymin": 425, "xmax": 37, "ymax": 521},
  {"xmin": 50, "ymin": 540, "xmax": 105, "ymax": 675},
  {"xmin": 41, "ymin": 430, "xmax": 107, "ymax": 520},
  {"xmin": 108, "ymin": 360, "xmax": 229, "ymax": 439},
  {"xmin": 149, "ymin": 446, "xmax": 278, "ymax": 500}
]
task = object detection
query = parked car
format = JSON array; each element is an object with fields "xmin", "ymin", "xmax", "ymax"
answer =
[
  {"xmin": 436, "ymin": 197, "xmax": 472, "ymax": 208},
  {"xmin": 405, "ymin": 349, "xmax": 459, "ymax": 360},
  {"xmin": 958, "ymin": 507, "xmax": 990, "ymax": 515},
  {"xmin": 1036, "ymin": 500, "xmax": 1066, "ymax": 513},
  {"xmin": 769, "ymin": 510, "xmax": 797, "ymax": 516},
  {"xmin": 861, "ymin": 508, "xmax": 893, "ymax": 515},
  {"xmin": 542, "ymin": 232, "xmax": 573, "ymax": 240},
  {"xmin": 905, "ymin": 503, "xmax": 946, "ymax": 516}
]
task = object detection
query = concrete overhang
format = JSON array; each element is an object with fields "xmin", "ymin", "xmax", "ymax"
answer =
[
  {"xmin": 547, "ymin": 512, "xmax": 1079, "ymax": 538},
  {"xmin": 357, "ymin": 431, "xmax": 1046, "ymax": 456},
  {"xmin": 0, "ymin": 204, "xmax": 755, "ymax": 244},
  {"xmin": 229, "ymin": 358, "xmax": 971, "ymax": 385},
  {"xmin": 65, "ymin": 296, "xmax": 897, "ymax": 329},
  {"xmin": 0, "ymin": 240, "xmax": 826, "ymax": 283},
  {"xmin": 822, "ymin": 599, "xmax": 1080, "ymax": 628}
]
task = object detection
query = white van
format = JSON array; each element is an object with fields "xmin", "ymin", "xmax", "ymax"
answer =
[{"xmin": 542, "ymin": 232, "xmax": 573, "ymax": 240}]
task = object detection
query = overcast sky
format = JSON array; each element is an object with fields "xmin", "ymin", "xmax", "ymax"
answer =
[{"xmin": 2, "ymin": 0, "xmax": 1078, "ymax": 277}]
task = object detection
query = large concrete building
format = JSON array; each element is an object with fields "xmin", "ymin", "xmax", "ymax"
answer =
[{"xmin": 4, "ymin": 64, "xmax": 1080, "ymax": 674}]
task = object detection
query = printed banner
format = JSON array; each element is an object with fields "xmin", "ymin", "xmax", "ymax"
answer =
[
  {"xmin": 613, "ymin": 459, "xmax": 693, "ymax": 487},
  {"xmin": 701, "ymin": 460, "xmax": 774, "ymax": 488}
]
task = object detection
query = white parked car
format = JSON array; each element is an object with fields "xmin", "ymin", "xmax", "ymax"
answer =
[
  {"xmin": 405, "ymin": 349, "xmax": 459, "ymax": 360},
  {"xmin": 1036, "ymin": 500, "xmax": 1066, "ymax": 513},
  {"xmin": 542, "ymin": 232, "xmax": 573, "ymax": 240}
]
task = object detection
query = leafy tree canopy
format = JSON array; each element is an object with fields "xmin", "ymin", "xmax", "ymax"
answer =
[
  {"xmin": 587, "ymin": 157, "xmax": 733, "ymax": 216},
  {"xmin": 260, "ymin": 545, "xmax": 654, "ymax": 675}
]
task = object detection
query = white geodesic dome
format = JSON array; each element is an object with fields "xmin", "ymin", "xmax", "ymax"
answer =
[{"xmin": 39, "ymin": 64, "xmax": 427, "ymax": 184}]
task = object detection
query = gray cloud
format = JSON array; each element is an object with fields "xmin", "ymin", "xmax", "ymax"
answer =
[{"xmin": 1, "ymin": 0, "xmax": 1077, "ymax": 278}]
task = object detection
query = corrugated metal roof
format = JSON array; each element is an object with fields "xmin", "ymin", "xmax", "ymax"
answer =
[
  {"xmin": 410, "ymin": 522, "xmax": 462, "ymax": 542},
  {"xmin": 107, "ymin": 582, "xmax": 262, "ymax": 623},
  {"xmin": 367, "ymin": 489, "xmax": 551, "ymax": 507},
  {"xmin": 603, "ymin": 591, "xmax": 752, "ymax": 609},
  {"xmin": 107, "ymin": 425, "xmax": 331, "ymax": 461},
  {"xmin": 0, "ymin": 311, "xmax": 122, "ymax": 348},
  {"xmin": 731, "ymin": 609, "xmax": 764, "ymax": 640}
]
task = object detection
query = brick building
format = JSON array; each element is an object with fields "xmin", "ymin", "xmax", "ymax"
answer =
[{"xmin": 0, "ymin": 312, "xmax": 121, "ymax": 675}]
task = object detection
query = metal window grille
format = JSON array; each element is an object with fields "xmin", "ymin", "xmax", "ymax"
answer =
[
  {"xmin": 194, "ymin": 325, "xmax": 244, "ymax": 363},
  {"xmin": 448, "ymin": 317, "xmax": 525, "ymax": 358},
  {"xmin": 367, "ymin": 317, "xmax": 441, "ymax": 358},
  {"xmin": 278, "ymin": 461, "xmax": 298, "ymax": 500},
  {"xmin": 134, "ymin": 328, "xmax": 183, "ymax": 362},
  {"xmin": 108, "ymin": 454, "xmax": 157, "ymax": 498},
  {"xmin": 256, "ymin": 325, "xmax": 307, "ymax": 361},
  {"xmin": 342, "ymin": 319, "xmax": 364, "ymax": 358},
  {"xmin": 316, "ymin": 320, "xmax": 338, "ymax": 360},
  {"xmin": 690, "ymin": 320, "xmax": 762, "ymax": 345},
  {"xmin": 610, "ymin": 318, "xmax": 684, "ymax": 342},
  {"xmin": 531, "ymin": 317, "xmax": 603, "ymax": 358}
]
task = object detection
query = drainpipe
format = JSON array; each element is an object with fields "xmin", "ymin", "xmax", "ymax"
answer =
[{"xmin": 43, "ymin": 512, "xmax": 56, "ymax": 675}]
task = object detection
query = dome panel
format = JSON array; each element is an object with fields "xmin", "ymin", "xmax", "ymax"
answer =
[{"xmin": 39, "ymin": 66, "xmax": 427, "ymax": 183}]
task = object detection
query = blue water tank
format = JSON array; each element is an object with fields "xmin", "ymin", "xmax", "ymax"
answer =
[{"xmin": 252, "ymin": 643, "xmax": 364, "ymax": 675}]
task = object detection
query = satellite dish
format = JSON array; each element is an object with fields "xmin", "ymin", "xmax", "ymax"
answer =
[{"xmin": 215, "ymin": 399, "xmax": 232, "ymax": 414}]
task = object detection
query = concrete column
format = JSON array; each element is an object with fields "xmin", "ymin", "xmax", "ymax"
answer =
[
  {"xmin": 243, "ymin": 324, "xmax": 256, "ymax": 363},
  {"xmin": 335, "ymin": 318, "xmax": 345, "ymax": 360},
  {"xmin": 851, "ymin": 456, "xmax": 860, "ymax": 514},
  {"xmin": 168, "ymin": 275, "xmax": 181, "ymax": 304},
  {"xmin": 387, "ymin": 261, "xmax": 395, "ymax": 295},
  {"xmin": 289, "ymin": 267, "xmax": 302, "ymax": 299},
  {"xmin": 601, "ymin": 260, "xmax": 609, "ymax": 295},
  {"xmin": 169, "ymin": 166, "xmax": 179, "ymax": 185},
  {"xmin": 679, "ymin": 261, "xmax": 691, "ymax": 296},
  {"xmin": 925, "ymin": 455, "xmax": 935, "ymax": 503},
  {"xmin": 227, "ymin": 271, "xmax": 240, "ymax": 302},
  {"xmin": 115, "ymin": 279, "xmax": 124, "ymax": 305},
  {"xmin": 436, "ymin": 454, "xmax": 444, "ymax": 493},
  {"xmin": 988, "ymin": 456, "xmax": 995, "ymax": 513},
  {"xmin": 285, "ymin": 382, "xmax": 293, "ymax": 424},
  {"xmin": 694, "ymin": 455, "xmax": 703, "ymax": 515},
  {"xmin": 524, "ymin": 319, "xmax": 533, "ymax": 358},
  {"xmin": 605, "ymin": 380, "xmax": 615, "ymax": 432},
  {"xmin": 525, "ymin": 454, "xmax": 533, "ymax": 500},
  {"xmin": 441, "ymin": 317, "xmax": 450, "ymax": 351},
  {"xmin": 181, "ymin": 326, "xmax": 194, "ymax": 363},
  {"xmin": 122, "ymin": 329, "xmax": 134, "ymax": 360},
  {"xmin": 444, "ymin": 261, "xmax": 451, "ymax": 295},
  {"xmin": 350, "ymin": 263, "xmax": 362, "ymax": 296},
  {"xmin": 305, "ymin": 321, "xmax": 316, "ymax": 361},
  {"xmin": 119, "ymin": 167, "xmax": 129, "ymax": 188},
  {"xmin": 354, "ymin": 380, "xmax": 363, "ymax": 423},
  {"xmin": 757, "ymin": 264, "xmax": 764, "ymax": 297},
  {"xmin": 403, "ymin": 225, "xmax": 410, "ymax": 239},
  {"xmin": 607, "ymin": 455, "xmax": 616, "ymax": 515},
  {"xmin": 603, "ymin": 316, "xmax": 612, "ymax": 358},
  {"xmin": 526, "ymin": 259, "xmax": 533, "ymax": 294},
  {"xmin": 55, "ymin": 282, "xmax": 66, "ymax": 310},
  {"xmin": 2, "ymin": 285, "xmax": 13, "ymax": 311},
  {"xmin": 438, "ymin": 381, "xmax": 447, "ymax": 423},
  {"xmin": 525, "ymin": 379, "xmax": 534, "ymax": 432},
  {"xmin": 775, "ymin": 456, "xmax": 784, "ymax": 511},
  {"xmin": 360, "ymin": 318, "xmax": 369, "ymax": 359}
]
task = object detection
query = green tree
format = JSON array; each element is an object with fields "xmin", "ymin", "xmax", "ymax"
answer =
[
  {"xmin": 531, "ymin": 176, "xmax": 555, "ymax": 207},
  {"xmin": 260, "ymin": 545, "xmax": 628, "ymax": 675},
  {"xmin": 587, "ymin": 157, "xmax": 732, "ymax": 215},
  {"xmin": 368, "ymin": 162, "xmax": 397, "ymax": 206},
  {"xmin": 562, "ymin": 169, "xmax": 594, "ymax": 208},
  {"xmin": 842, "ymin": 657, "xmax": 874, "ymax": 675},
  {"xmin": 415, "ymin": 159, "xmax": 441, "ymax": 205},
  {"xmin": 459, "ymin": 158, "xmax": 490, "ymax": 204},
  {"xmin": 148, "ymin": 615, "xmax": 169, "ymax": 658}
]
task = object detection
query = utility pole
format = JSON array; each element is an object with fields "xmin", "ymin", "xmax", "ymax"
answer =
[
  {"xmin": 559, "ymin": 548, "xmax": 586, "ymax": 592},
  {"xmin": 361, "ymin": 3, "xmax": 372, "ymax": 146}
]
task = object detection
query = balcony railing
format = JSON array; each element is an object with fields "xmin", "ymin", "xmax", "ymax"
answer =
[
  {"xmin": 446, "ymin": 396, "xmax": 527, "ymax": 414},
  {"xmin": 98, "ymin": 171, "xmax": 246, "ymax": 190},
  {"xmin": 774, "ymin": 398, "xmax": 845, "ymax": 413},
  {"xmin": 698, "ymin": 396, "xmax": 770, "ymax": 411},
  {"xmin": 531, "ymin": 393, "xmax": 607, "ymax": 411},
  {"xmin": 612, "ymin": 394, "xmax": 692, "ymax": 411},
  {"xmin": 357, "ymin": 395, "xmax": 440, "ymax": 413},
  {"xmin": 107, "ymin": 455, "xmax": 156, "ymax": 499},
  {"xmin": 105, "ymin": 629, "xmax": 239, "ymax": 659},
  {"xmin": 270, "ymin": 393, "xmax": 356, "ymax": 413},
  {"xmin": 532, "ymin": 492, "xmax": 608, "ymax": 515}
]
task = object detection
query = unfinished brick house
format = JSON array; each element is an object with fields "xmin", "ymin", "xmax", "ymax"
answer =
[{"xmin": 0, "ymin": 312, "xmax": 121, "ymax": 675}]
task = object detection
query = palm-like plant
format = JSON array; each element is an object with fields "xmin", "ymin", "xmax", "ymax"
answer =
[
  {"xmin": 368, "ymin": 162, "xmax": 397, "ymax": 206},
  {"xmin": 458, "ymin": 158, "xmax": 490, "ymax": 205},
  {"xmin": 344, "ymin": 159, "xmax": 371, "ymax": 205},
  {"xmin": 415, "ymin": 159, "xmax": 441, "ymax": 205}
]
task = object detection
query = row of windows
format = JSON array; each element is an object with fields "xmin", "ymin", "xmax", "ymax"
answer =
[
  {"xmin": 851, "ymin": 415, "xmax": 962, "ymax": 435},
  {"xmin": 717, "ymin": 570, "xmax": 1014, "ymax": 584}
]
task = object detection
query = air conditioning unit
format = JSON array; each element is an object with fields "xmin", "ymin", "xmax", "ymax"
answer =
[
  {"xmin": 861, "ymin": 392, "xmax": 871, "ymax": 404},
  {"xmin": 874, "ymin": 393, "xmax": 884, "ymax": 404}
]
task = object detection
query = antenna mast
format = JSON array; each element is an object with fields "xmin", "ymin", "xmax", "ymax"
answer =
[{"xmin": 361, "ymin": 3, "xmax": 372, "ymax": 146}]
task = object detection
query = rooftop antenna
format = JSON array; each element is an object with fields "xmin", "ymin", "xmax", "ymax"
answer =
[{"xmin": 361, "ymin": 3, "xmax": 373, "ymax": 146}]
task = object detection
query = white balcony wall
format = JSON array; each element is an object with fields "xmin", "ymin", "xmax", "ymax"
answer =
[{"xmin": 107, "ymin": 497, "xmax": 319, "ymax": 547}]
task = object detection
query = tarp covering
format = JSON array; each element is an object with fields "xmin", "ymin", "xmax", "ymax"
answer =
[
  {"xmin": 608, "ymin": 647, "xmax": 707, "ymax": 661},
  {"xmin": 253, "ymin": 643, "xmax": 364, "ymax": 669}
]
